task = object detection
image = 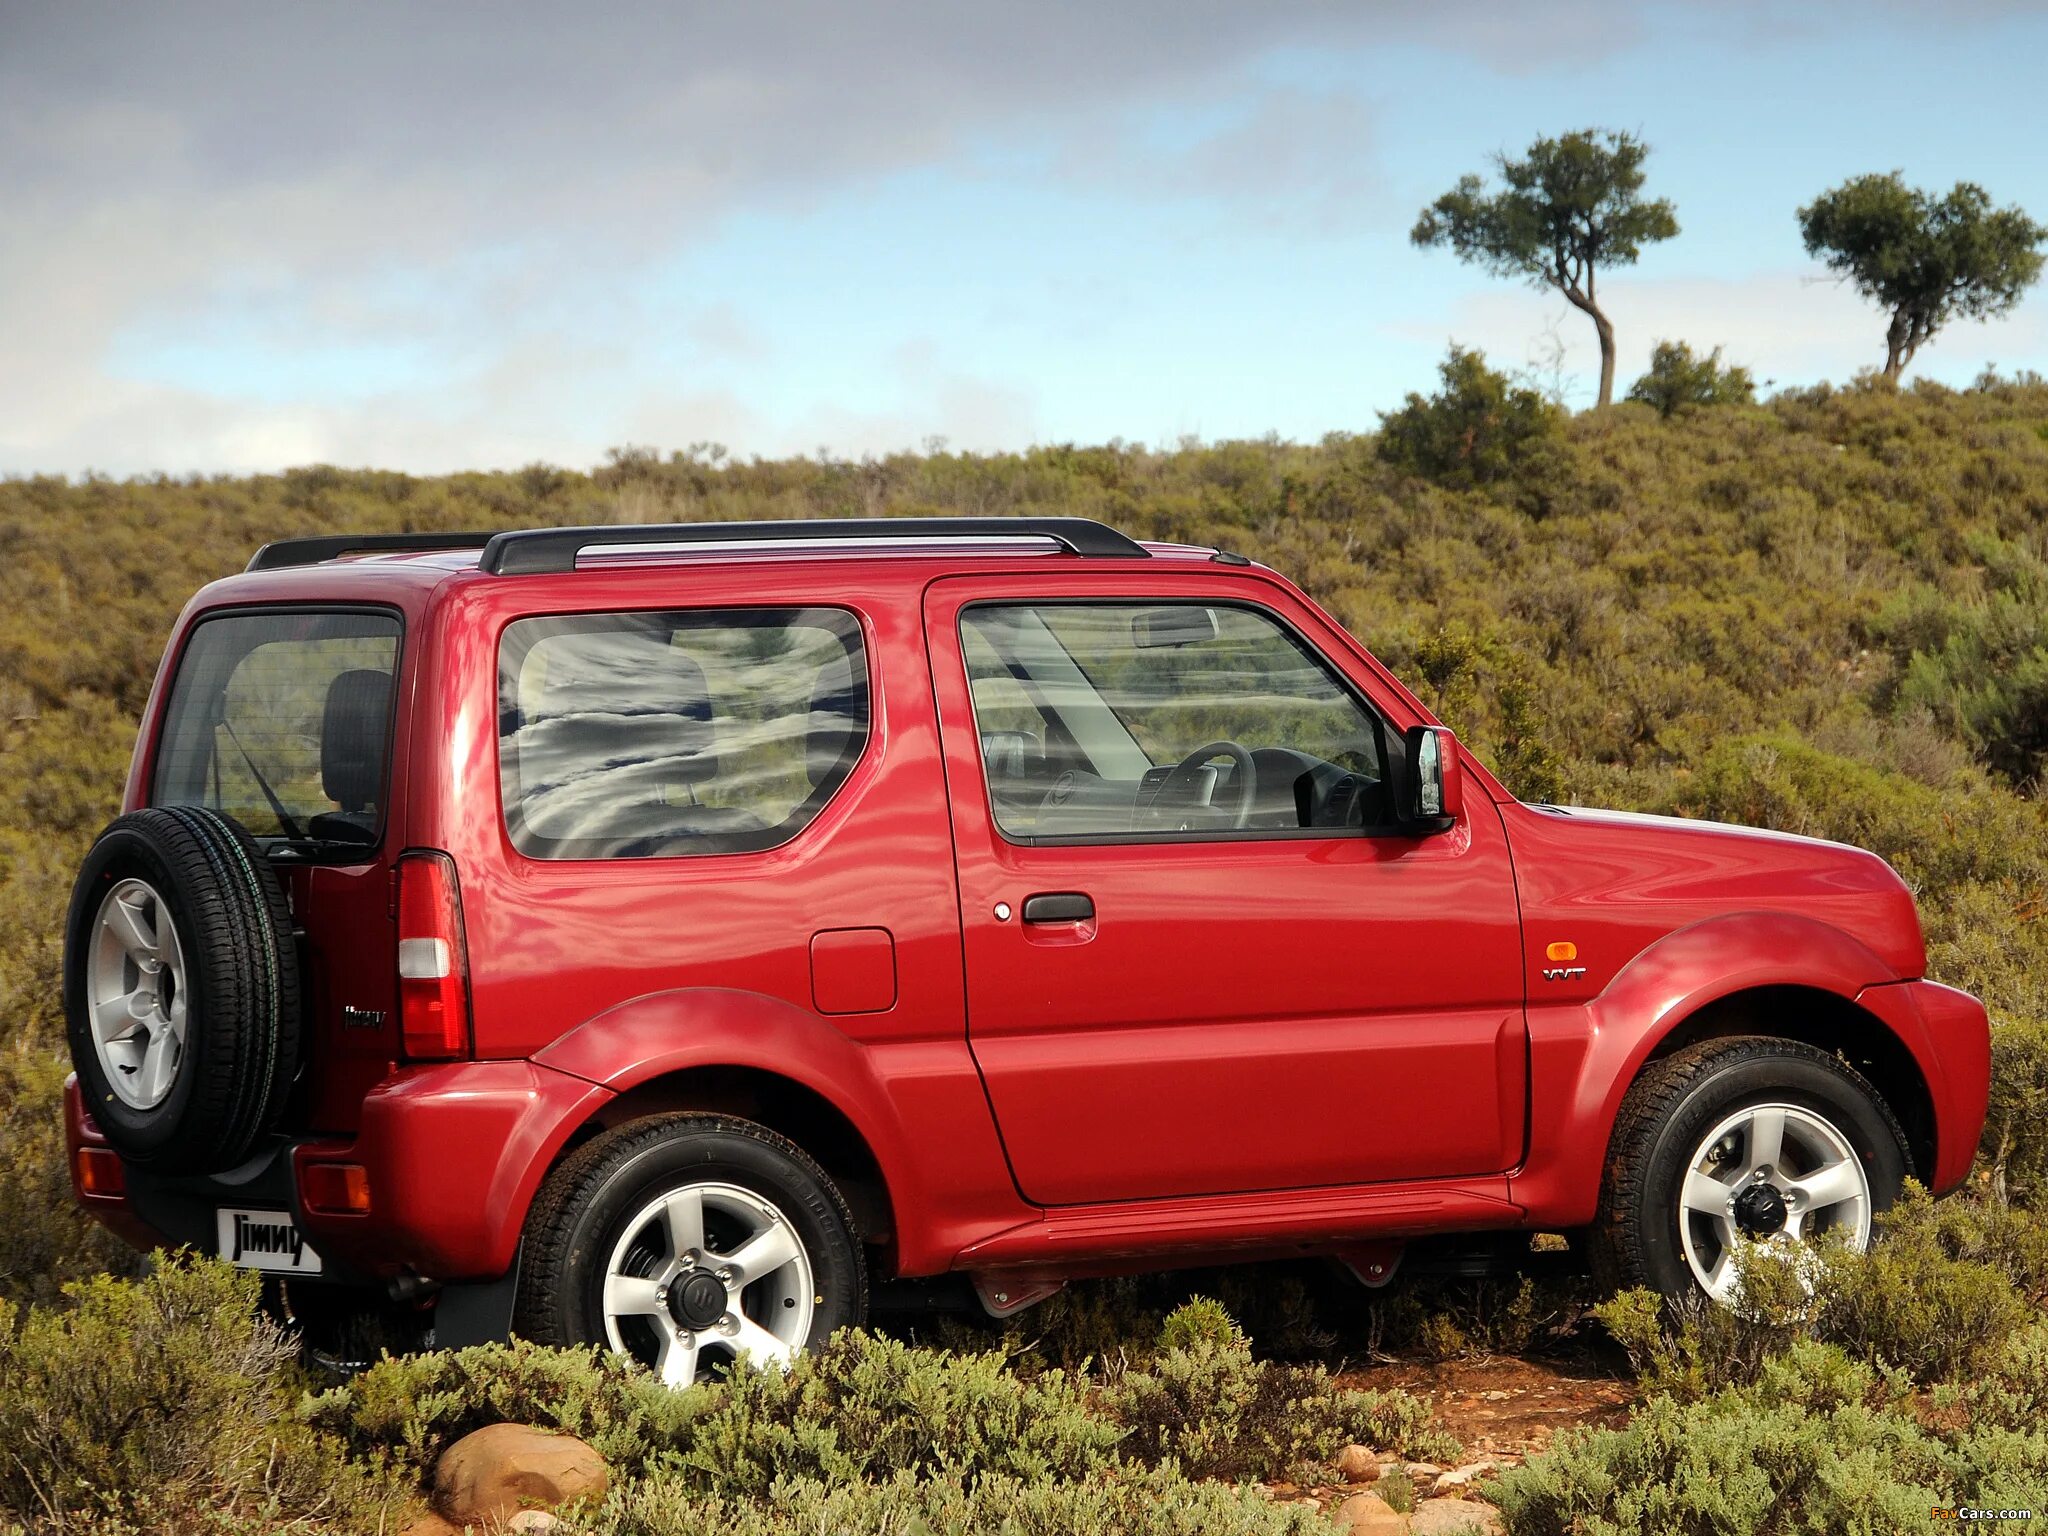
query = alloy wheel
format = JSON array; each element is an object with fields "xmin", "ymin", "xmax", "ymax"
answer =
[
  {"xmin": 599, "ymin": 1179, "xmax": 815, "ymax": 1389},
  {"xmin": 86, "ymin": 877, "xmax": 189, "ymax": 1110},
  {"xmin": 1676, "ymin": 1101, "xmax": 1872, "ymax": 1300}
]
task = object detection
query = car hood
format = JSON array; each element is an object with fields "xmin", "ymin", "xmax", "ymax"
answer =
[{"xmin": 1502, "ymin": 801, "xmax": 1927, "ymax": 984}]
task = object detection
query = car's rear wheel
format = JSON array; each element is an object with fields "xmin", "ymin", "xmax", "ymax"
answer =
[
  {"xmin": 64, "ymin": 807, "xmax": 300, "ymax": 1171},
  {"xmin": 514, "ymin": 1114, "xmax": 865, "ymax": 1388},
  {"xmin": 1590, "ymin": 1036, "xmax": 1909, "ymax": 1304}
]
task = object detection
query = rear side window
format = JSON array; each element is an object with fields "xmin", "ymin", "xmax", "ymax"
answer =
[
  {"xmin": 151, "ymin": 609, "xmax": 401, "ymax": 848},
  {"xmin": 498, "ymin": 607, "xmax": 868, "ymax": 859}
]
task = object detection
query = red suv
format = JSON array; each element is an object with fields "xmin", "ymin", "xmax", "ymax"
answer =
[{"xmin": 64, "ymin": 518, "xmax": 1990, "ymax": 1381}]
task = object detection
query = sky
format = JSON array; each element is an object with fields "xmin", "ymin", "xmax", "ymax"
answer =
[{"xmin": 4, "ymin": 1, "xmax": 2046, "ymax": 477}]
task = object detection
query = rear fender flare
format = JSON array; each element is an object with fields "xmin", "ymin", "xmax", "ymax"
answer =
[{"xmin": 531, "ymin": 986, "xmax": 919, "ymax": 1228}]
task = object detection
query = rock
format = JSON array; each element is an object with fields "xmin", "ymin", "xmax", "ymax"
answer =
[
  {"xmin": 507, "ymin": 1514, "xmax": 561, "ymax": 1535},
  {"xmin": 1332, "ymin": 1490, "xmax": 1409, "ymax": 1533},
  {"xmin": 1336, "ymin": 1443, "xmax": 1381, "ymax": 1482},
  {"xmin": 1429, "ymin": 1460, "xmax": 1506, "ymax": 1497},
  {"xmin": 432, "ymin": 1423, "xmax": 609, "ymax": 1525},
  {"xmin": 1408, "ymin": 1497, "xmax": 1505, "ymax": 1535},
  {"xmin": 1401, "ymin": 1462, "xmax": 1445, "ymax": 1481}
]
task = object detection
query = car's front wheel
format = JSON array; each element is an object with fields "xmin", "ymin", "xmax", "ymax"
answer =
[
  {"xmin": 514, "ymin": 1115, "xmax": 865, "ymax": 1388},
  {"xmin": 1590, "ymin": 1036, "xmax": 1910, "ymax": 1303}
]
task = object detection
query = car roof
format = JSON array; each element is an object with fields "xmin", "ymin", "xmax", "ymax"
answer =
[{"xmin": 234, "ymin": 519, "xmax": 1256, "ymax": 583}]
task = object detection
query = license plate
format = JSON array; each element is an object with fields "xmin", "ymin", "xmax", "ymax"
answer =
[{"xmin": 217, "ymin": 1207, "xmax": 323, "ymax": 1274}]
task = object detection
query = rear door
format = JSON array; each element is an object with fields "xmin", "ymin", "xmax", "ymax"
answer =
[
  {"xmin": 146, "ymin": 605, "xmax": 409, "ymax": 1130},
  {"xmin": 924, "ymin": 573, "xmax": 1527, "ymax": 1206}
]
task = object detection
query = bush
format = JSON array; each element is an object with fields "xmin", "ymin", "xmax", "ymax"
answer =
[
  {"xmin": 1487, "ymin": 1340, "xmax": 2048, "ymax": 1534},
  {"xmin": 0, "ymin": 1256, "xmax": 400, "ymax": 1532},
  {"xmin": 0, "ymin": 1050, "xmax": 138, "ymax": 1307},
  {"xmin": 306, "ymin": 1335, "xmax": 706, "ymax": 1479},
  {"xmin": 1627, "ymin": 340, "xmax": 1757, "ymax": 417},
  {"xmin": 1984, "ymin": 1011, "xmax": 2048, "ymax": 1203},
  {"xmin": 1108, "ymin": 1328, "xmax": 1458, "ymax": 1480},
  {"xmin": 1593, "ymin": 1185, "xmax": 2048, "ymax": 1400},
  {"xmin": 567, "ymin": 1465, "xmax": 1329, "ymax": 1536},
  {"xmin": 1156, "ymin": 1295, "xmax": 1246, "ymax": 1353},
  {"xmin": 1375, "ymin": 345, "xmax": 1564, "ymax": 489}
]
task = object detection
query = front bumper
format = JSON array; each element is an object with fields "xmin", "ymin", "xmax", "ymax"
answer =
[
  {"xmin": 65, "ymin": 1058, "xmax": 612, "ymax": 1285},
  {"xmin": 1855, "ymin": 978, "xmax": 1992, "ymax": 1196}
]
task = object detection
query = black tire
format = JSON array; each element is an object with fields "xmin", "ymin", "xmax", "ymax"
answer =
[
  {"xmin": 1589, "ymin": 1036, "xmax": 1911, "ymax": 1301},
  {"xmin": 64, "ymin": 807, "xmax": 300, "ymax": 1171},
  {"xmin": 514, "ymin": 1114, "xmax": 866, "ymax": 1373}
]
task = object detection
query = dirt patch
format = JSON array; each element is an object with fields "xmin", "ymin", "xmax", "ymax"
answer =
[{"xmin": 1340, "ymin": 1352, "xmax": 1637, "ymax": 1461}]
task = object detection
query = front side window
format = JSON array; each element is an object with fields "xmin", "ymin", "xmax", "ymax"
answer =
[
  {"xmin": 961, "ymin": 602, "xmax": 1388, "ymax": 841},
  {"xmin": 498, "ymin": 607, "xmax": 868, "ymax": 859},
  {"xmin": 152, "ymin": 609, "xmax": 402, "ymax": 849}
]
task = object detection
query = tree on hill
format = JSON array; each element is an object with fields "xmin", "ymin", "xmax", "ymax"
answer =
[
  {"xmin": 1627, "ymin": 341, "xmax": 1756, "ymax": 418},
  {"xmin": 1412, "ymin": 129, "xmax": 1679, "ymax": 409},
  {"xmin": 1798, "ymin": 173, "xmax": 2047, "ymax": 382}
]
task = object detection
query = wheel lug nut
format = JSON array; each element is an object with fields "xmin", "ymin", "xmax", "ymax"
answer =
[
  {"xmin": 716, "ymin": 1268, "xmax": 734, "ymax": 1285},
  {"xmin": 680, "ymin": 1254, "xmax": 695, "ymax": 1270}
]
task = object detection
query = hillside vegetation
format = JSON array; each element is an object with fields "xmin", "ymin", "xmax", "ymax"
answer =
[{"xmin": 2, "ymin": 374, "xmax": 2046, "ymax": 1530}]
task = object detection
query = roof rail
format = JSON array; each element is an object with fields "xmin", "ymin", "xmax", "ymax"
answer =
[
  {"xmin": 477, "ymin": 517, "xmax": 1149, "ymax": 575},
  {"xmin": 247, "ymin": 531, "xmax": 501, "ymax": 572}
]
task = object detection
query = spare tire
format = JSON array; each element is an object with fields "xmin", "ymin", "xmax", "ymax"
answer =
[{"xmin": 64, "ymin": 807, "xmax": 300, "ymax": 1171}]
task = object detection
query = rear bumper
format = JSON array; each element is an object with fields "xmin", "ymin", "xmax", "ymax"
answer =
[
  {"xmin": 66, "ymin": 1059, "xmax": 611, "ymax": 1285},
  {"xmin": 1855, "ymin": 978, "xmax": 1991, "ymax": 1196}
]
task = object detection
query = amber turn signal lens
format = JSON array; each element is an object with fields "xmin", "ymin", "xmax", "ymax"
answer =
[
  {"xmin": 1545, "ymin": 940, "xmax": 1578, "ymax": 963},
  {"xmin": 75, "ymin": 1145, "xmax": 125, "ymax": 1196},
  {"xmin": 301, "ymin": 1162, "xmax": 371, "ymax": 1215}
]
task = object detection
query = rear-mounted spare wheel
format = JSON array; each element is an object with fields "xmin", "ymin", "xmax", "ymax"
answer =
[{"xmin": 64, "ymin": 807, "xmax": 300, "ymax": 1172}]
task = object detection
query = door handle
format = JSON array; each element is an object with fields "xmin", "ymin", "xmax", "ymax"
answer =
[{"xmin": 1021, "ymin": 892, "xmax": 1094, "ymax": 924}]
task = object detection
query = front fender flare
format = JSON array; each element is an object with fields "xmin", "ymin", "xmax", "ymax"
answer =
[{"xmin": 1514, "ymin": 911, "xmax": 1907, "ymax": 1224}]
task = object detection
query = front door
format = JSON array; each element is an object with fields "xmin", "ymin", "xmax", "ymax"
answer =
[{"xmin": 925, "ymin": 574, "xmax": 1527, "ymax": 1206}]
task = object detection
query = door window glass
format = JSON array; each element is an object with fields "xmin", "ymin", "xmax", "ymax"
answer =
[
  {"xmin": 499, "ymin": 607, "xmax": 867, "ymax": 859},
  {"xmin": 960, "ymin": 603, "xmax": 1388, "ymax": 840}
]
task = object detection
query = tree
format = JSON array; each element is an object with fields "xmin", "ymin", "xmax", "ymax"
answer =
[
  {"xmin": 1412, "ymin": 129, "xmax": 1678, "ymax": 409},
  {"xmin": 1376, "ymin": 344, "xmax": 1561, "ymax": 488},
  {"xmin": 1798, "ymin": 173, "xmax": 2046, "ymax": 382},
  {"xmin": 1627, "ymin": 341, "xmax": 1756, "ymax": 418}
]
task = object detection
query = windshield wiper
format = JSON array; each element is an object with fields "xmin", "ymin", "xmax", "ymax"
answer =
[{"xmin": 219, "ymin": 721, "xmax": 307, "ymax": 841}]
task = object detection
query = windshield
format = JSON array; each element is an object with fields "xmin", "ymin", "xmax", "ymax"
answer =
[{"xmin": 150, "ymin": 609, "xmax": 401, "ymax": 849}]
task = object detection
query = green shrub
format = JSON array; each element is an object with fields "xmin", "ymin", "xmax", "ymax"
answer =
[
  {"xmin": 1984, "ymin": 1010, "xmax": 2048, "ymax": 1204},
  {"xmin": 0, "ymin": 1256, "xmax": 400, "ymax": 1531},
  {"xmin": 1156, "ymin": 1296, "xmax": 1246, "ymax": 1353},
  {"xmin": 566, "ymin": 1465, "xmax": 1328, "ymax": 1536},
  {"xmin": 0, "ymin": 1050, "xmax": 138, "ymax": 1307},
  {"xmin": 319, "ymin": 1329, "xmax": 1124, "ymax": 1492},
  {"xmin": 1488, "ymin": 1340, "xmax": 2048, "ymax": 1535},
  {"xmin": 1375, "ymin": 345, "xmax": 1564, "ymax": 489},
  {"xmin": 1627, "ymin": 341, "xmax": 1757, "ymax": 417},
  {"xmin": 1108, "ymin": 1331, "xmax": 1458, "ymax": 1480},
  {"xmin": 1594, "ymin": 1186, "xmax": 2048, "ymax": 1400},
  {"xmin": 306, "ymin": 1335, "xmax": 706, "ymax": 1478}
]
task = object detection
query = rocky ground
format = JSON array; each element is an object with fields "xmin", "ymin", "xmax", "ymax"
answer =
[{"xmin": 1256, "ymin": 1354, "xmax": 1638, "ymax": 1535}]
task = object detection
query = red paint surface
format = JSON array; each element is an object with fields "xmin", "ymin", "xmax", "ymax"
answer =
[{"xmin": 75, "ymin": 540, "xmax": 1988, "ymax": 1288}]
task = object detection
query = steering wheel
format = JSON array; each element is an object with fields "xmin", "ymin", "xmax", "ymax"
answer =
[{"xmin": 1154, "ymin": 741, "xmax": 1257, "ymax": 830}]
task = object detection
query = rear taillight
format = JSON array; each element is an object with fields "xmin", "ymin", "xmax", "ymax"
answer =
[
  {"xmin": 396, "ymin": 851, "xmax": 472, "ymax": 1059},
  {"xmin": 300, "ymin": 1161, "xmax": 372, "ymax": 1215},
  {"xmin": 75, "ymin": 1145, "xmax": 125, "ymax": 1197}
]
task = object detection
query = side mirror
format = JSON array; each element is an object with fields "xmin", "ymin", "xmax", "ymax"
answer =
[{"xmin": 1400, "ymin": 725, "xmax": 1462, "ymax": 832}]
